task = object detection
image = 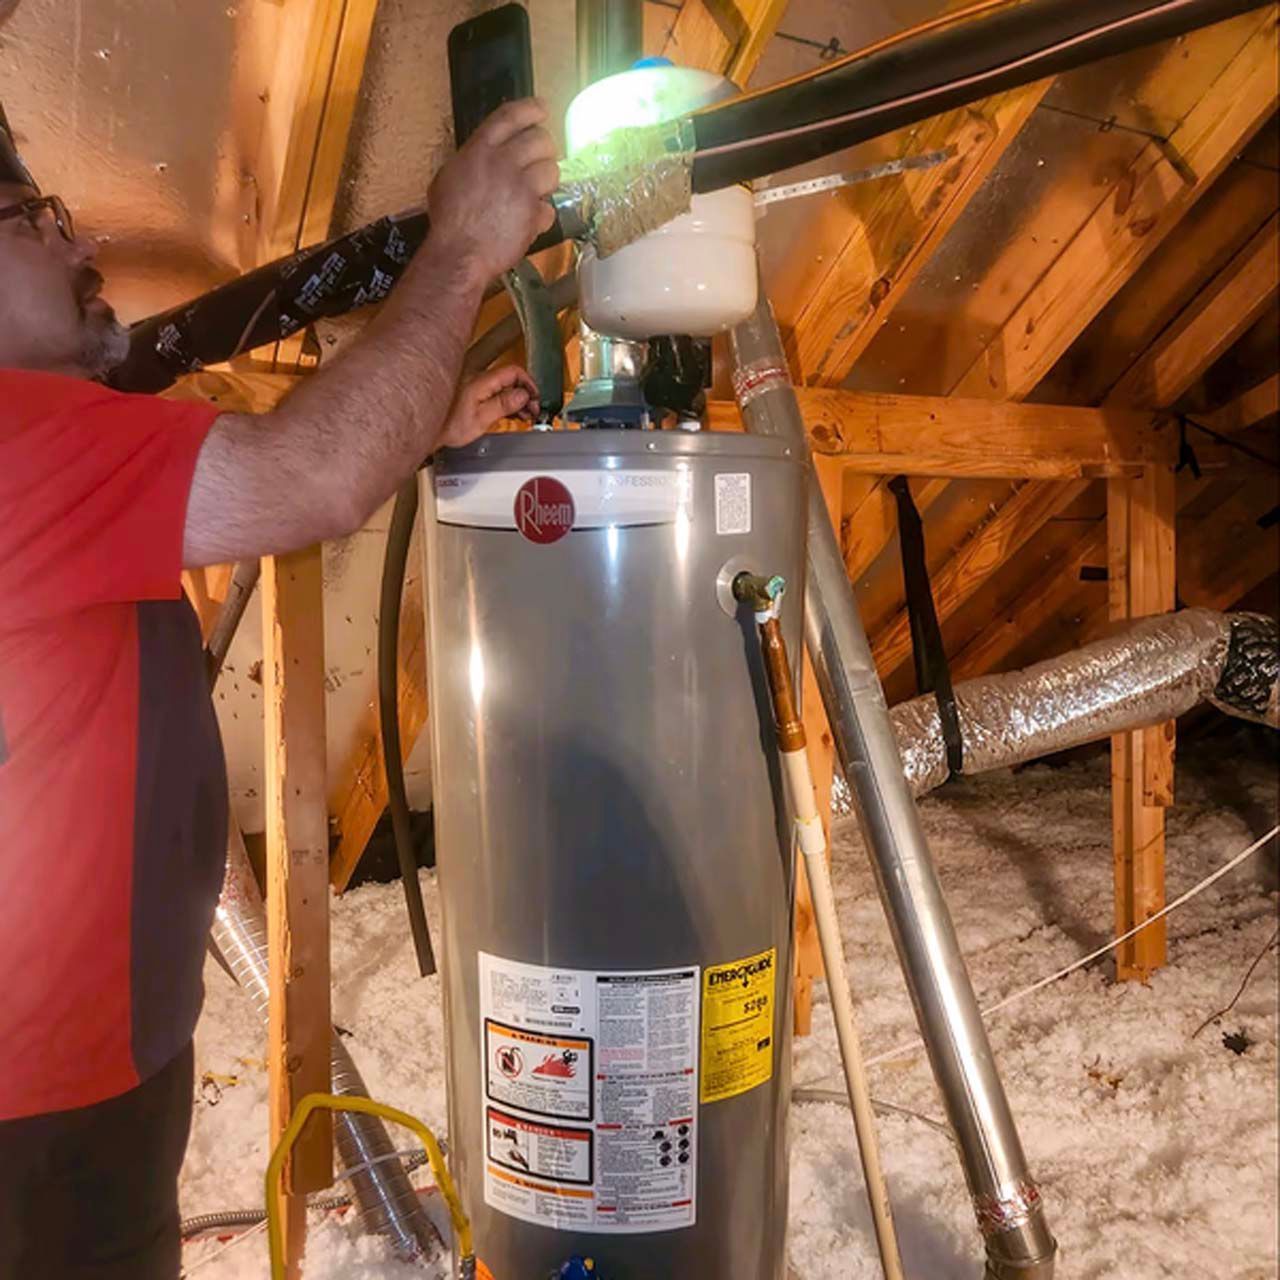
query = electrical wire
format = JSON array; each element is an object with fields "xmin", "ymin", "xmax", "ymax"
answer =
[
  {"xmin": 180, "ymin": 1219, "xmax": 269, "ymax": 1278},
  {"xmin": 180, "ymin": 1149, "xmax": 431, "ymax": 1241},
  {"xmin": 791, "ymin": 1086, "xmax": 956, "ymax": 1143},
  {"xmin": 863, "ymin": 823, "xmax": 1280, "ymax": 1069},
  {"xmin": 1191, "ymin": 923, "xmax": 1280, "ymax": 1039}
]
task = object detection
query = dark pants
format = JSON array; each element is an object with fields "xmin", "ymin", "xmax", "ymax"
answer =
[{"xmin": 0, "ymin": 1043, "xmax": 193, "ymax": 1280}]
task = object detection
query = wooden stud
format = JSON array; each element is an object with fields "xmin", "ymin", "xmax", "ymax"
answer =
[
  {"xmin": 660, "ymin": 0, "xmax": 789, "ymax": 86},
  {"xmin": 330, "ymin": 567, "xmax": 428, "ymax": 892},
  {"xmin": 1106, "ymin": 214, "xmax": 1279, "ymax": 411},
  {"xmin": 1107, "ymin": 465, "xmax": 1176, "ymax": 982},
  {"xmin": 706, "ymin": 391, "xmax": 1173, "ymax": 479},
  {"xmin": 1203, "ymin": 373, "xmax": 1279, "ymax": 435},
  {"xmin": 263, "ymin": 546, "xmax": 333, "ymax": 1271}
]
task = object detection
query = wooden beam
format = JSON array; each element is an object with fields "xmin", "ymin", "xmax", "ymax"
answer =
[
  {"xmin": 1106, "ymin": 213, "xmax": 1279, "ymax": 410},
  {"xmin": 952, "ymin": 11, "xmax": 1279, "ymax": 401},
  {"xmin": 262, "ymin": 547, "xmax": 333, "ymax": 1272},
  {"xmin": 330, "ymin": 566, "xmax": 428, "ymax": 892},
  {"xmin": 706, "ymin": 391, "xmax": 1173, "ymax": 478},
  {"xmin": 1202, "ymin": 372, "xmax": 1280, "ymax": 435},
  {"xmin": 1043, "ymin": 153, "xmax": 1280, "ymax": 406},
  {"xmin": 794, "ymin": 455, "xmax": 842, "ymax": 1037},
  {"xmin": 949, "ymin": 237, "xmax": 1280, "ymax": 685},
  {"xmin": 844, "ymin": 477, "xmax": 949, "ymax": 588},
  {"xmin": 871, "ymin": 478, "xmax": 1089, "ymax": 680},
  {"xmin": 786, "ymin": 82, "xmax": 1051, "ymax": 388},
  {"xmin": 254, "ymin": 0, "xmax": 380, "ymax": 265},
  {"xmin": 950, "ymin": 521, "xmax": 1108, "ymax": 680},
  {"xmin": 1108, "ymin": 465, "xmax": 1176, "ymax": 981},
  {"xmin": 660, "ymin": 0, "xmax": 789, "ymax": 85},
  {"xmin": 240, "ymin": 7, "xmax": 379, "ymax": 1269}
]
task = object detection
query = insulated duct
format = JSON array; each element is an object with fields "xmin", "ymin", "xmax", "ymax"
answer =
[
  {"xmin": 212, "ymin": 828, "xmax": 442, "ymax": 1260},
  {"xmin": 107, "ymin": 0, "xmax": 1271, "ymax": 393},
  {"xmin": 881, "ymin": 610, "xmax": 1280, "ymax": 801}
]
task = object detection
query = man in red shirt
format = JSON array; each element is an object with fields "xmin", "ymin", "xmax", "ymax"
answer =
[{"xmin": 0, "ymin": 97, "xmax": 558, "ymax": 1278}]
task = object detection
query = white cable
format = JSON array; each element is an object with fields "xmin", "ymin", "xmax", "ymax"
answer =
[
  {"xmin": 180, "ymin": 1218, "xmax": 269, "ymax": 1277},
  {"xmin": 864, "ymin": 823, "xmax": 1279, "ymax": 1069}
]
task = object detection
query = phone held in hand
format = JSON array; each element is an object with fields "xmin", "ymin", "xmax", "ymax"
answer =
[{"xmin": 448, "ymin": 4, "xmax": 535, "ymax": 148}]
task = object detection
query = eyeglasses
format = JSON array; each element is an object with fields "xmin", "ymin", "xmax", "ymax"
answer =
[{"xmin": 0, "ymin": 194, "xmax": 76, "ymax": 244}]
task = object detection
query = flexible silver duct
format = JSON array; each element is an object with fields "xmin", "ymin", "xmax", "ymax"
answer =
[
  {"xmin": 212, "ymin": 824, "xmax": 442, "ymax": 1260},
  {"xmin": 730, "ymin": 285, "xmax": 1057, "ymax": 1280},
  {"xmin": 831, "ymin": 610, "xmax": 1279, "ymax": 810}
]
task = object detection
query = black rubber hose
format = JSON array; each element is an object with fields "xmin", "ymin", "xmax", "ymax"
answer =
[
  {"xmin": 375, "ymin": 268, "xmax": 579, "ymax": 977},
  {"xmin": 380, "ymin": 477, "xmax": 435, "ymax": 977},
  {"xmin": 689, "ymin": 0, "xmax": 1268, "ymax": 192}
]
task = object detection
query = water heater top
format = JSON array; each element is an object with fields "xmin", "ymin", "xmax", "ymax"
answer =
[{"xmin": 435, "ymin": 429, "xmax": 799, "ymax": 475}]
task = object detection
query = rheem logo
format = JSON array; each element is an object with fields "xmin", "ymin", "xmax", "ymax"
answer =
[{"xmin": 514, "ymin": 477, "xmax": 575, "ymax": 544}]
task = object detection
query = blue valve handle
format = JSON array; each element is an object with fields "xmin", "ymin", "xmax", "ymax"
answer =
[{"xmin": 554, "ymin": 1260, "xmax": 598, "ymax": 1280}]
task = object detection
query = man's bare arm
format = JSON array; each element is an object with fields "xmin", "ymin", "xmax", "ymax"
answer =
[{"xmin": 182, "ymin": 99, "xmax": 558, "ymax": 568}]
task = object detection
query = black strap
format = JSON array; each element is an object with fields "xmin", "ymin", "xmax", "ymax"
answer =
[{"xmin": 888, "ymin": 476, "xmax": 965, "ymax": 778}]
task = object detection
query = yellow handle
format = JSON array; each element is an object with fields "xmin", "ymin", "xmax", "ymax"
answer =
[{"xmin": 266, "ymin": 1092, "xmax": 473, "ymax": 1279}]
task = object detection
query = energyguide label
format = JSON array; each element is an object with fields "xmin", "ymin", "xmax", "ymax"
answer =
[{"xmin": 700, "ymin": 947, "xmax": 776, "ymax": 1104}]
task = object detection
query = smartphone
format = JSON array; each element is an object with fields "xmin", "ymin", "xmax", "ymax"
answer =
[{"xmin": 448, "ymin": 4, "xmax": 535, "ymax": 148}]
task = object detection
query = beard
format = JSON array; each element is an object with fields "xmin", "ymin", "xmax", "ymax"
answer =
[
  {"xmin": 80, "ymin": 308, "xmax": 131, "ymax": 380},
  {"xmin": 75, "ymin": 274, "xmax": 131, "ymax": 380}
]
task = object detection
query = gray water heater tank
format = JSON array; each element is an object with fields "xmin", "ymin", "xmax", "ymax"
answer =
[{"xmin": 422, "ymin": 430, "xmax": 807, "ymax": 1280}]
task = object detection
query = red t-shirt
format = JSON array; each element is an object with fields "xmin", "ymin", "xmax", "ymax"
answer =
[{"xmin": 0, "ymin": 369, "xmax": 228, "ymax": 1120}]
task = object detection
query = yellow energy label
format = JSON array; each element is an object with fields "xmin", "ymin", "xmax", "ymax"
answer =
[{"xmin": 700, "ymin": 947, "xmax": 776, "ymax": 1104}]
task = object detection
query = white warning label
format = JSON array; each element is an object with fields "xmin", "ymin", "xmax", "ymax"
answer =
[
  {"xmin": 479, "ymin": 953, "xmax": 700, "ymax": 1234},
  {"xmin": 714, "ymin": 472, "xmax": 751, "ymax": 535},
  {"xmin": 485, "ymin": 1021, "xmax": 592, "ymax": 1121}
]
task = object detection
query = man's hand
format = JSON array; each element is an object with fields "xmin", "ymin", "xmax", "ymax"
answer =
[
  {"xmin": 441, "ymin": 365, "xmax": 540, "ymax": 449},
  {"xmin": 429, "ymin": 99, "xmax": 559, "ymax": 287}
]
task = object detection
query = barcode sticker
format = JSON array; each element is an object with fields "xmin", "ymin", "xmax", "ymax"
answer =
[{"xmin": 714, "ymin": 473, "xmax": 751, "ymax": 536}]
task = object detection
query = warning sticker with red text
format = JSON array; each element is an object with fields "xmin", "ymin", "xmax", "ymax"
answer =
[
  {"xmin": 478, "ymin": 953, "xmax": 700, "ymax": 1234},
  {"xmin": 485, "ymin": 1020, "xmax": 592, "ymax": 1121}
]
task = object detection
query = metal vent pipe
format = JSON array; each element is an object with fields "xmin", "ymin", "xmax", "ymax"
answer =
[
  {"xmin": 577, "ymin": 0, "xmax": 645, "ymax": 89},
  {"xmin": 730, "ymin": 285, "xmax": 1057, "ymax": 1280}
]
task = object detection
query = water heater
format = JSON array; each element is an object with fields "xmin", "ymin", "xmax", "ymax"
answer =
[{"xmin": 423, "ymin": 430, "xmax": 805, "ymax": 1278}]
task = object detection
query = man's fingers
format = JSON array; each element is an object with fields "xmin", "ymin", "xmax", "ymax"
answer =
[
  {"xmin": 494, "ymin": 386, "xmax": 532, "ymax": 419},
  {"xmin": 475, "ymin": 364, "xmax": 535, "ymax": 398},
  {"xmin": 524, "ymin": 159, "xmax": 561, "ymax": 199},
  {"xmin": 506, "ymin": 126, "xmax": 559, "ymax": 169},
  {"xmin": 475, "ymin": 98, "xmax": 548, "ymax": 148}
]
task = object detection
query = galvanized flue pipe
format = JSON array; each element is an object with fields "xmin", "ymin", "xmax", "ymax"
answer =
[{"xmin": 730, "ymin": 286, "xmax": 1057, "ymax": 1280}]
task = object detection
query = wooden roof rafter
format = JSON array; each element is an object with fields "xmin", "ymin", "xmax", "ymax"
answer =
[{"xmin": 864, "ymin": 9, "xmax": 1279, "ymax": 691}]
